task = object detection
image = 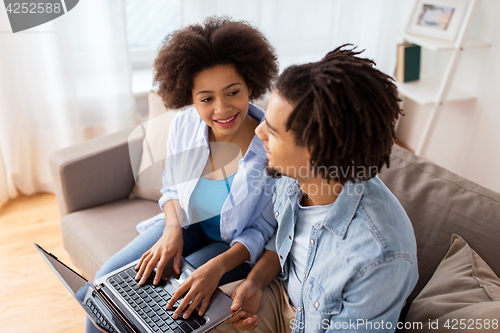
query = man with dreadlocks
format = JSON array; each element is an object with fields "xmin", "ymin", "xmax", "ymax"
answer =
[{"xmin": 217, "ymin": 45, "xmax": 418, "ymax": 333}]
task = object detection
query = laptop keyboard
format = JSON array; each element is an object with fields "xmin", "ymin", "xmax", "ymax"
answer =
[
  {"xmin": 86, "ymin": 298, "xmax": 117, "ymax": 333},
  {"xmin": 108, "ymin": 267, "xmax": 207, "ymax": 333}
]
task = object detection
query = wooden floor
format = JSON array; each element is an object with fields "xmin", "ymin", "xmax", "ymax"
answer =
[{"xmin": 0, "ymin": 193, "xmax": 86, "ymax": 333}]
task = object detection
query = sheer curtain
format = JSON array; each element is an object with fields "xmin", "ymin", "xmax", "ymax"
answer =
[{"xmin": 0, "ymin": 0, "xmax": 135, "ymax": 203}]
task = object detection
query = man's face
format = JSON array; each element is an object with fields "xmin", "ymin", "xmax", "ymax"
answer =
[{"xmin": 255, "ymin": 90, "xmax": 310, "ymax": 180}]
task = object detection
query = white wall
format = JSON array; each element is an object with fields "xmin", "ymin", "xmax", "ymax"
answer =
[{"xmin": 396, "ymin": 0, "xmax": 500, "ymax": 193}]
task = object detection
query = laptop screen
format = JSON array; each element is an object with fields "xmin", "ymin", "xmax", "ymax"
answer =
[
  {"xmin": 35, "ymin": 244, "xmax": 90, "ymax": 304},
  {"xmin": 36, "ymin": 244, "xmax": 138, "ymax": 332}
]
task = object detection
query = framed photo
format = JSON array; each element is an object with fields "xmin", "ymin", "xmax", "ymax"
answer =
[{"xmin": 406, "ymin": 0, "xmax": 469, "ymax": 41}]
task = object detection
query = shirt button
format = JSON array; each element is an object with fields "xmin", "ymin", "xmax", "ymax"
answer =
[
  {"xmin": 275, "ymin": 211, "xmax": 279, "ymax": 217},
  {"xmin": 310, "ymin": 239, "xmax": 315, "ymax": 245},
  {"xmin": 289, "ymin": 235, "xmax": 292, "ymax": 240},
  {"xmin": 222, "ymin": 217, "xmax": 227, "ymax": 221},
  {"xmin": 298, "ymin": 307, "xmax": 301, "ymax": 312},
  {"xmin": 280, "ymin": 255, "xmax": 283, "ymax": 259},
  {"xmin": 315, "ymin": 302, "xmax": 320, "ymax": 308},
  {"xmin": 303, "ymin": 273, "xmax": 306, "ymax": 279}
]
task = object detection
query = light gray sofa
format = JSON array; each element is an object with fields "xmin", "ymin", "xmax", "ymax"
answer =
[{"xmin": 50, "ymin": 128, "xmax": 500, "ymax": 322}]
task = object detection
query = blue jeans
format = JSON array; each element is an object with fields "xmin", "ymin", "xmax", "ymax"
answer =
[{"xmin": 85, "ymin": 220, "xmax": 251, "ymax": 333}]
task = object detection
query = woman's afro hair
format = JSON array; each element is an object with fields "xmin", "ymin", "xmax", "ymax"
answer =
[{"xmin": 153, "ymin": 16, "xmax": 279, "ymax": 109}]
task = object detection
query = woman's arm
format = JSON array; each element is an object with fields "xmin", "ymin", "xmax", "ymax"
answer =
[
  {"xmin": 134, "ymin": 199, "xmax": 185, "ymax": 285},
  {"xmin": 135, "ymin": 111, "xmax": 189, "ymax": 283},
  {"xmin": 231, "ymin": 197, "xmax": 277, "ymax": 263},
  {"xmin": 166, "ymin": 242, "xmax": 250, "ymax": 319},
  {"xmin": 210, "ymin": 242, "xmax": 250, "ymax": 273},
  {"xmin": 166, "ymin": 192, "xmax": 276, "ymax": 319}
]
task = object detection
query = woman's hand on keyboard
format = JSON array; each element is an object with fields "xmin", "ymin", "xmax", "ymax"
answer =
[
  {"xmin": 134, "ymin": 221, "xmax": 184, "ymax": 286},
  {"xmin": 166, "ymin": 259, "xmax": 225, "ymax": 319}
]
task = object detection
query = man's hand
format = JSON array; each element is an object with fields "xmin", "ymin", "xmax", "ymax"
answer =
[
  {"xmin": 167, "ymin": 259, "xmax": 225, "ymax": 319},
  {"xmin": 227, "ymin": 279, "xmax": 264, "ymax": 330},
  {"xmin": 225, "ymin": 250, "xmax": 281, "ymax": 330}
]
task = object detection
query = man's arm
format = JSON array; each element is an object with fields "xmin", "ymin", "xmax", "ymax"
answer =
[{"xmin": 243, "ymin": 250, "xmax": 281, "ymax": 291}]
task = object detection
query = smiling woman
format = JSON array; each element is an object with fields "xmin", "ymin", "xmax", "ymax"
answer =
[
  {"xmin": 192, "ymin": 65, "xmax": 259, "ymax": 155},
  {"xmin": 85, "ymin": 16, "xmax": 279, "ymax": 333}
]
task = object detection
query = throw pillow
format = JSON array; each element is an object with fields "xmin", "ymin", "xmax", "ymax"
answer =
[
  {"xmin": 129, "ymin": 91, "xmax": 178, "ymax": 201},
  {"xmin": 403, "ymin": 234, "xmax": 500, "ymax": 332}
]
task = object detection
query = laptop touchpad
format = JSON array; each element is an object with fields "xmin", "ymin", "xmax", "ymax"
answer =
[{"xmin": 172, "ymin": 268, "xmax": 193, "ymax": 287}]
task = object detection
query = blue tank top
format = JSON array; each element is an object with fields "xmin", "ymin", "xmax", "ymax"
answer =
[{"xmin": 189, "ymin": 172, "xmax": 236, "ymax": 241}]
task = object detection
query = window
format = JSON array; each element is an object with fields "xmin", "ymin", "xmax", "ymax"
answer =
[{"xmin": 125, "ymin": 0, "xmax": 181, "ymax": 69}]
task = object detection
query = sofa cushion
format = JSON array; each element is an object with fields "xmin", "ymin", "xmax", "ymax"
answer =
[
  {"xmin": 403, "ymin": 234, "xmax": 500, "ymax": 332},
  {"xmin": 129, "ymin": 91, "xmax": 178, "ymax": 202},
  {"xmin": 379, "ymin": 144, "xmax": 500, "ymax": 312},
  {"xmin": 61, "ymin": 198, "xmax": 161, "ymax": 280}
]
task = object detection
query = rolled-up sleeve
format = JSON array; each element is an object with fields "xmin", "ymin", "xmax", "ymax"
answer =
[
  {"xmin": 231, "ymin": 199, "xmax": 277, "ymax": 264},
  {"xmin": 158, "ymin": 114, "xmax": 181, "ymax": 211},
  {"xmin": 265, "ymin": 233, "xmax": 277, "ymax": 253}
]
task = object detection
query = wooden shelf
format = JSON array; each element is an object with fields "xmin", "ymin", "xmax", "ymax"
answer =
[
  {"xmin": 395, "ymin": 78, "xmax": 476, "ymax": 105},
  {"xmin": 403, "ymin": 33, "xmax": 491, "ymax": 51}
]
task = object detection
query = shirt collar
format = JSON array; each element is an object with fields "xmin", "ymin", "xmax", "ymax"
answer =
[
  {"xmin": 196, "ymin": 113, "xmax": 209, "ymax": 144},
  {"xmin": 195, "ymin": 103, "xmax": 267, "ymax": 159},
  {"xmin": 246, "ymin": 103, "xmax": 267, "ymax": 159},
  {"xmin": 286, "ymin": 178, "xmax": 301, "ymax": 196},
  {"xmin": 286, "ymin": 177, "xmax": 365, "ymax": 239}
]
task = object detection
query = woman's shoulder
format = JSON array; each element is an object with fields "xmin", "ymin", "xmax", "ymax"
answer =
[
  {"xmin": 170, "ymin": 105, "xmax": 204, "ymax": 132},
  {"xmin": 173, "ymin": 105, "xmax": 201, "ymax": 122},
  {"xmin": 167, "ymin": 106, "xmax": 207, "ymax": 156}
]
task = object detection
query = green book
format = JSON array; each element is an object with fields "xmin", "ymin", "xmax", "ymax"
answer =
[{"xmin": 396, "ymin": 43, "xmax": 421, "ymax": 83}]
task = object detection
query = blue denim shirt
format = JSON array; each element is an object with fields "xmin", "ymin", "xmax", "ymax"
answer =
[
  {"xmin": 136, "ymin": 104, "xmax": 277, "ymax": 264},
  {"xmin": 266, "ymin": 176, "xmax": 418, "ymax": 332}
]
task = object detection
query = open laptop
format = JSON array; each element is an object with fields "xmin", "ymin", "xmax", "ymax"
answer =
[{"xmin": 34, "ymin": 244, "xmax": 236, "ymax": 333}]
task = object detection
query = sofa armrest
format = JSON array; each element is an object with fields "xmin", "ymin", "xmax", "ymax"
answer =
[{"xmin": 50, "ymin": 128, "xmax": 143, "ymax": 217}]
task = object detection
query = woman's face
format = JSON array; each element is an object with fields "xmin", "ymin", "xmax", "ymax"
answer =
[{"xmin": 191, "ymin": 64, "xmax": 252, "ymax": 139}]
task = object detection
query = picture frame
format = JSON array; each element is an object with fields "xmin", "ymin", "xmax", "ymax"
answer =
[{"xmin": 406, "ymin": 0, "xmax": 469, "ymax": 42}]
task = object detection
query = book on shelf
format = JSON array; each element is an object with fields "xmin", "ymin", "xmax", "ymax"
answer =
[{"xmin": 396, "ymin": 43, "xmax": 421, "ymax": 83}]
